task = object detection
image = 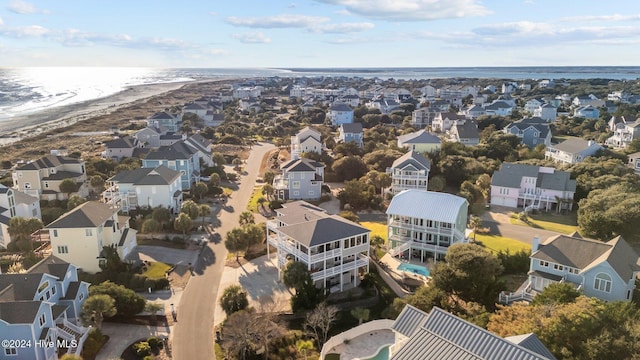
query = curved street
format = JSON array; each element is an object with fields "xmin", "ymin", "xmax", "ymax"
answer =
[{"xmin": 171, "ymin": 142, "xmax": 275, "ymax": 360}]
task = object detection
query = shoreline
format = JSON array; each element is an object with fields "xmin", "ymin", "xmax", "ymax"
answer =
[{"xmin": 0, "ymin": 80, "xmax": 197, "ymax": 146}]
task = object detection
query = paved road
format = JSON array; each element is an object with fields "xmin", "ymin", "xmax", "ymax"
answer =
[{"xmin": 172, "ymin": 142, "xmax": 275, "ymax": 360}]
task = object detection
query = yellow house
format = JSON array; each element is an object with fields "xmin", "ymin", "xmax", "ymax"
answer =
[
  {"xmin": 397, "ymin": 129, "xmax": 441, "ymax": 154},
  {"xmin": 47, "ymin": 201, "xmax": 137, "ymax": 273}
]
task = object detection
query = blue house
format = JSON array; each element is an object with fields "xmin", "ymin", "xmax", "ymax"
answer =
[
  {"xmin": 573, "ymin": 105, "xmax": 600, "ymax": 119},
  {"xmin": 142, "ymin": 140, "xmax": 200, "ymax": 190},
  {"xmin": 146, "ymin": 111, "xmax": 181, "ymax": 132},
  {"xmin": 504, "ymin": 118, "xmax": 552, "ymax": 148},
  {"xmin": 337, "ymin": 123, "xmax": 364, "ymax": 147},
  {"xmin": 0, "ymin": 256, "xmax": 90, "ymax": 360}
]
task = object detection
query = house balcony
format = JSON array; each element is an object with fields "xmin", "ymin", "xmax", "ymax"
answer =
[
  {"xmin": 266, "ymin": 220, "xmax": 279, "ymax": 232},
  {"xmin": 388, "ymin": 220, "xmax": 464, "ymax": 239},
  {"xmin": 311, "ymin": 256, "xmax": 369, "ymax": 282},
  {"xmin": 273, "ymin": 176, "xmax": 289, "ymax": 190},
  {"xmin": 388, "ymin": 235, "xmax": 467, "ymax": 253},
  {"xmin": 56, "ymin": 319, "xmax": 91, "ymax": 357}
]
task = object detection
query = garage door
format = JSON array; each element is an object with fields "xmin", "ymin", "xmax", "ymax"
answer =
[{"xmin": 491, "ymin": 196, "xmax": 517, "ymax": 208}]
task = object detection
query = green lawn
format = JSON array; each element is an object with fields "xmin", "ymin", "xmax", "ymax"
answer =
[
  {"xmin": 510, "ymin": 212, "xmax": 579, "ymax": 234},
  {"xmin": 361, "ymin": 221, "xmax": 387, "ymax": 242},
  {"xmin": 473, "ymin": 233, "xmax": 531, "ymax": 254},
  {"xmin": 246, "ymin": 185, "xmax": 265, "ymax": 212},
  {"xmin": 143, "ymin": 262, "xmax": 171, "ymax": 279}
]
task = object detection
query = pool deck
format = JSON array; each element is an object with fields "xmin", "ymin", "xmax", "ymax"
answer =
[
  {"xmin": 326, "ymin": 329, "xmax": 395, "ymax": 360},
  {"xmin": 379, "ymin": 254, "xmax": 432, "ymax": 284}
]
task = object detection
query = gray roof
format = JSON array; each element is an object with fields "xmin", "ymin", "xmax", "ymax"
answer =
[
  {"xmin": 150, "ymin": 111, "xmax": 176, "ymax": 120},
  {"xmin": 47, "ymin": 201, "xmax": 116, "ymax": 229},
  {"xmin": 281, "ymin": 158, "xmax": 324, "ymax": 172},
  {"xmin": 184, "ymin": 102, "xmax": 207, "ymax": 110},
  {"xmin": 386, "ymin": 190, "xmax": 467, "ymax": 224},
  {"xmin": 551, "ymin": 137, "xmax": 599, "ymax": 154},
  {"xmin": 506, "ymin": 123, "xmax": 550, "ymax": 138},
  {"xmin": 484, "ymin": 101, "xmax": 512, "ymax": 110},
  {"xmin": 330, "ymin": 102, "xmax": 352, "ymax": 112},
  {"xmin": 17, "ymin": 155, "xmax": 83, "ymax": 171},
  {"xmin": 42, "ymin": 170, "xmax": 83, "ymax": 181},
  {"xmin": 277, "ymin": 215, "xmax": 370, "ymax": 247},
  {"xmin": 104, "ymin": 136, "xmax": 137, "ymax": 149},
  {"xmin": 391, "ymin": 306, "xmax": 554, "ymax": 360},
  {"xmin": 12, "ymin": 189, "xmax": 38, "ymax": 205},
  {"xmin": 61, "ymin": 282, "xmax": 82, "ymax": 300},
  {"xmin": 27, "ymin": 256, "xmax": 71, "ymax": 279},
  {"xmin": 439, "ymin": 112, "xmax": 466, "ymax": 120},
  {"xmin": 340, "ymin": 122, "xmax": 363, "ymax": 133},
  {"xmin": 0, "ymin": 301, "xmax": 42, "ymax": 324},
  {"xmin": 398, "ymin": 129, "xmax": 441, "ymax": 145},
  {"xmin": 275, "ymin": 201, "xmax": 328, "ymax": 225},
  {"xmin": 453, "ymin": 120, "xmax": 479, "ymax": 140},
  {"xmin": 0, "ymin": 274, "xmax": 49, "ymax": 301},
  {"xmin": 391, "ymin": 303, "xmax": 429, "ymax": 338},
  {"xmin": 107, "ymin": 165, "xmax": 181, "ymax": 186},
  {"xmin": 491, "ymin": 163, "xmax": 576, "ymax": 192},
  {"xmin": 118, "ymin": 228, "xmax": 130, "ymax": 246},
  {"xmin": 391, "ymin": 150, "xmax": 431, "ymax": 171},
  {"xmin": 185, "ymin": 134, "xmax": 212, "ymax": 154},
  {"xmin": 533, "ymin": 235, "xmax": 640, "ymax": 280},
  {"xmin": 144, "ymin": 141, "xmax": 197, "ymax": 161}
]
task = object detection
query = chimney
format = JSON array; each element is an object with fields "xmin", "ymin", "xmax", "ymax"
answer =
[{"xmin": 532, "ymin": 236, "xmax": 540, "ymax": 253}]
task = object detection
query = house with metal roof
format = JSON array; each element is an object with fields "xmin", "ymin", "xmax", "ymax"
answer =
[
  {"xmin": 545, "ymin": 137, "xmax": 603, "ymax": 165},
  {"xmin": 504, "ymin": 119, "xmax": 552, "ymax": 148},
  {"xmin": 389, "ymin": 305, "xmax": 555, "ymax": 360},
  {"xmin": 273, "ymin": 158, "xmax": 324, "ymax": 201},
  {"xmin": 386, "ymin": 190, "xmax": 468, "ymax": 262},
  {"xmin": 291, "ymin": 126, "xmax": 323, "ymax": 160},
  {"xmin": 336, "ymin": 123, "xmax": 364, "ymax": 148},
  {"xmin": 12, "ymin": 155, "xmax": 88, "ymax": 201},
  {"xmin": 490, "ymin": 163, "xmax": 575, "ymax": 212},
  {"xmin": 0, "ymin": 256, "xmax": 91, "ymax": 360},
  {"xmin": 46, "ymin": 201, "xmax": 137, "ymax": 273},
  {"xmin": 502, "ymin": 234, "xmax": 640, "ymax": 304},
  {"xmin": 0, "ymin": 184, "xmax": 41, "ymax": 248},
  {"xmin": 142, "ymin": 140, "xmax": 200, "ymax": 190},
  {"xmin": 386, "ymin": 151, "xmax": 430, "ymax": 195},
  {"xmin": 102, "ymin": 166, "xmax": 183, "ymax": 214},
  {"xmin": 397, "ymin": 129, "xmax": 441, "ymax": 153},
  {"xmin": 266, "ymin": 201, "xmax": 370, "ymax": 291}
]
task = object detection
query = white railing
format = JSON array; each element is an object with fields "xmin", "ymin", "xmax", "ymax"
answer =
[
  {"xmin": 320, "ymin": 319, "xmax": 395, "ymax": 359},
  {"xmin": 388, "ymin": 242, "xmax": 410, "ymax": 256},
  {"xmin": 311, "ymin": 257, "xmax": 369, "ymax": 281},
  {"xmin": 309, "ymin": 248, "xmax": 342, "ymax": 263},
  {"xmin": 266, "ymin": 220, "xmax": 278, "ymax": 231},
  {"xmin": 498, "ymin": 283, "xmax": 535, "ymax": 304}
]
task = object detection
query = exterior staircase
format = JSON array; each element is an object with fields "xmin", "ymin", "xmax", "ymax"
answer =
[{"xmin": 57, "ymin": 319, "xmax": 90, "ymax": 356}]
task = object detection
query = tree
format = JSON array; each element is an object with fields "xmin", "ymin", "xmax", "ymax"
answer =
[
  {"xmin": 469, "ymin": 215, "xmax": 482, "ymax": 242},
  {"xmin": 263, "ymin": 171, "xmax": 275, "ymax": 185},
  {"xmin": 283, "ymin": 261, "xmax": 311, "ymax": 289},
  {"xmin": 350, "ymin": 307, "xmax": 370, "ymax": 325},
  {"xmin": 283, "ymin": 261, "xmax": 322, "ymax": 311},
  {"xmin": 337, "ymin": 179, "xmax": 375, "ymax": 211},
  {"xmin": 212, "ymin": 152, "xmax": 226, "ymax": 168},
  {"xmin": 296, "ymin": 340, "xmax": 314, "ymax": 360},
  {"xmin": 262, "ymin": 184, "xmax": 274, "ymax": 201},
  {"xmin": 181, "ymin": 199, "xmax": 200, "ymax": 220},
  {"xmin": 209, "ymin": 172, "xmax": 221, "ymax": 187},
  {"xmin": 305, "ymin": 302, "xmax": 339, "ymax": 347},
  {"xmin": 198, "ymin": 204, "xmax": 211, "ymax": 228},
  {"xmin": 59, "ymin": 178, "xmax": 79, "ymax": 198},
  {"xmin": 220, "ymin": 285, "xmax": 249, "ymax": 316},
  {"xmin": 174, "ymin": 213, "xmax": 194, "ymax": 240},
  {"xmin": 152, "ymin": 207, "xmax": 171, "ymax": 230},
  {"xmin": 239, "ymin": 211, "xmax": 255, "ymax": 225},
  {"xmin": 90, "ymin": 281, "xmax": 146, "ymax": 317},
  {"xmin": 81, "ymin": 294, "xmax": 117, "ymax": 330},
  {"xmin": 145, "ymin": 302, "xmax": 164, "ymax": 324},
  {"xmin": 90, "ymin": 175, "xmax": 105, "ymax": 192},
  {"xmin": 531, "ymin": 282, "xmax": 581, "ymax": 306},
  {"xmin": 578, "ymin": 184, "xmax": 640, "ymax": 239},
  {"xmin": 242, "ymin": 223, "xmax": 264, "ymax": 254},
  {"xmin": 192, "ymin": 181, "xmax": 208, "ymax": 201},
  {"xmin": 66, "ymin": 195, "xmax": 86, "ymax": 210},
  {"xmin": 232, "ymin": 157, "xmax": 243, "ymax": 171},
  {"xmin": 475, "ymin": 173, "xmax": 491, "ymax": 201},
  {"xmin": 141, "ymin": 219, "xmax": 162, "ymax": 237},
  {"xmin": 7, "ymin": 217, "xmax": 43, "ymax": 251},
  {"xmin": 339, "ymin": 211, "xmax": 359, "ymax": 223},
  {"xmin": 225, "ymin": 227, "xmax": 246, "ymax": 260},
  {"xmin": 256, "ymin": 197, "xmax": 266, "ymax": 211},
  {"xmin": 332, "ymin": 155, "xmax": 368, "ymax": 181},
  {"xmin": 221, "ymin": 309, "xmax": 261, "ymax": 360}
]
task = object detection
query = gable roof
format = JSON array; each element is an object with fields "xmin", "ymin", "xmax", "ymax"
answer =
[
  {"xmin": 185, "ymin": 134, "xmax": 212, "ymax": 154},
  {"xmin": 149, "ymin": 111, "xmax": 176, "ymax": 120},
  {"xmin": 484, "ymin": 101, "xmax": 512, "ymax": 110},
  {"xmin": 144, "ymin": 141, "xmax": 197, "ymax": 161},
  {"xmin": 277, "ymin": 215, "xmax": 369, "ymax": 247},
  {"xmin": 505, "ymin": 334, "xmax": 558, "ymax": 360},
  {"xmin": 387, "ymin": 190, "xmax": 467, "ymax": 224},
  {"xmin": 340, "ymin": 122, "xmax": 363, "ymax": 133},
  {"xmin": 281, "ymin": 158, "xmax": 324, "ymax": 172},
  {"xmin": 330, "ymin": 102, "xmax": 352, "ymax": 112},
  {"xmin": 453, "ymin": 120, "xmax": 479, "ymax": 139},
  {"xmin": 0, "ymin": 301, "xmax": 43, "ymax": 324},
  {"xmin": 491, "ymin": 163, "xmax": 576, "ymax": 192},
  {"xmin": 392, "ymin": 150, "xmax": 431, "ymax": 170},
  {"xmin": 391, "ymin": 306, "xmax": 554, "ymax": 360},
  {"xmin": 27, "ymin": 256, "xmax": 71, "ymax": 279},
  {"xmin": 506, "ymin": 123, "xmax": 550, "ymax": 138},
  {"xmin": 47, "ymin": 201, "xmax": 116, "ymax": 229},
  {"xmin": 551, "ymin": 137, "xmax": 600, "ymax": 154},
  {"xmin": 107, "ymin": 165, "xmax": 181, "ymax": 186},
  {"xmin": 398, "ymin": 129, "xmax": 441, "ymax": 145},
  {"xmin": 17, "ymin": 155, "xmax": 83, "ymax": 170},
  {"xmin": 104, "ymin": 136, "xmax": 137, "ymax": 149}
]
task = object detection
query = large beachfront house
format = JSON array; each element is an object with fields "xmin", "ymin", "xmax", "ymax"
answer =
[
  {"xmin": 545, "ymin": 137, "xmax": 603, "ymax": 165},
  {"xmin": 502, "ymin": 234, "xmax": 640, "ymax": 304},
  {"xmin": 606, "ymin": 118, "xmax": 640, "ymax": 148},
  {"xmin": 386, "ymin": 151, "xmax": 430, "ymax": 195},
  {"xmin": 12, "ymin": 155, "xmax": 88, "ymax": 201},
  {"xmin": 291, "ymin": 126, "xmax": 322, "ymax": 160},
  {"xmin": 142, "ymin": 141, "xmax": 200, "ymax": 190},
  {"xmin": 266, "ymin": 201, "xmax": 370, "ymax": 292},
  {"xmin": 490, "ymin": 163, "xmax": 576, "ymax": 212},
  {"xmin": 0, "ymin": 256, "xmax": 91, "ymax": 360},
  {"xmin": 327, "ymin": 103, "xmax": 354, "ymax": 126},
  {"xmin": 273, "ymin": 158, "xmax": 324, "ymax": 201},
  {"xmin": 386, "ymin": 190, "xmax": 468, "ymax": 262},
  {"xmin": 46, "ymin": 201, "xmax": 137, "ymax": 274},
  {"xmin": 102, "ymin": 166, "xmax": 183, "ymax": 214},
  {"xmin": 0, "ymin": 185, "xmax": 41, "ymax": 249},
  {"xmin": 397, "ymin": 130, "xmax": 441, "ymax": 153}
]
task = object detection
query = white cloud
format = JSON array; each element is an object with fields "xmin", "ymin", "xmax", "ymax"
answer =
[
  {"xmin": 226, "ymin": 14, "xmax": 330, "ymax": 28},
  {"xmin": 6, "ymin": 0, "xmax": 47, "ymax": 14},
  {"xmin": 562, "ymin": 14, "xmax": 640, "ymax": 22},
  {"xmin": 313, "ymin": 0, "xmax": 490, "ymax": 21},
  {"xmin": 232, "ymin": 32, "xmax": 272, "ymax": 44},
  {"xmin": 0, "ymin": 24, "xmax": 50, "ymax": 37},
  {"xmin": 311, "ymin": 22, "xmax": 374, "ymax": 33},
  {"xmin": 0, "ymin": 17, "xmax": 3, "ymax": 26},
  {"xmin": 205, "ymin": 48, "xmax": 229, "ymax": 55}
]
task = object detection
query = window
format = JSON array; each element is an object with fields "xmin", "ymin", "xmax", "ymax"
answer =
[
  {"xmin": 308, "ymin": 191, "xmax": 314, "ymax": 196},
  {"xmin": 4, "ymin": 348, "xmax": 16, "ymax": 356},
  {"xmin": 57, "ymin": 246, "xmax": 68, "ymax": 254},
  {"xmin": 53, "ymin": 230, "xmax": 58, "ymax": 237},
  {"xmin": 293, "ymin": 191, "xmax": 299, "ymax": 196},
  {"xmin": 44, "ymin": 182, "xmax": 49, "ymax": 188},
  {"xmin": 85, "ymin": 229, "xmax": 93, "ymax": 236},
  {"xmin": 79, "ymin": 293, "xmax": 84, "ymax": 301},
  {"xmin": 292, "ymin": 181, "xmax": 300, "ymax": 189},
  {"xmin": 39, "ymin": 313, "xmax": 46, "ymax": 327},
  {"xmin": 539, "ymin": 261, "xmax": 549, "ymax": 267},
  {"xmin": 300, "ymin": 173, "xmax": 305, "ymax": 179},
  {"xmin": 594, "ymin": 273, "xmax": 612, "ymax": 292},
  {"xmin": 51, "ymin": 287, "xmax": 56, "ymax": 295},
  {"xmin": 553, "ymin": 264, "xmax": 564, "ymax": 271}
]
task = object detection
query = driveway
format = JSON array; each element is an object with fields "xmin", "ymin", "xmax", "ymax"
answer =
[
  {"xmin": 127, "ymin": 245, "xmax": 200, "ymax": 266},
  {"xmin": 481, "ymin": 208, "xmax": 566, "ymax": 244},
  {"xmin": 97, "ymin": 323, "xmax": 170, "ymax": 360}
]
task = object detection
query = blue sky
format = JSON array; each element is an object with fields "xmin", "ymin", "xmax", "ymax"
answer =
[{"xmin": 1, "ymin": 0, "xmax": 640, "ymax": 68}]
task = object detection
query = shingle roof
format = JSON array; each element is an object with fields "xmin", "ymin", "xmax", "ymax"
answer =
[
  {"xmin": 491, "ymin": 163, "xmax": 575, "ymax": 192},
  {"xmin": 391, "ymin": 150, "xmax": 431, "ymax": 170},
  {"xmin": 0, "ymin": 301, "xmax": 42, "ymax": 324},
  {"xmin": 12, "ymin": 189, "xmax": 38, "ymax": 205},
  {"xmin": 391, "ymin": 306, "xmax": 554, "ymax": 360},
  {"xmin": 277, "ymin": 215, "xmax": 369, "ymax": 247},
  {"xmin": 104, "ymin": 136, "xmax": 137, "ymax": 149},
  {"xmin": 398, "ymin": 129, "xmax": 441, "ymax": 145},
  {"xmin": 506, "ymin": 123, "xmax": 550, "ymax": 138},
  {"xmin": 340, "ymin": 122, "xmax": 363, "ymax": 133},
  {"xmin": 150, "ymin": 111, "xmax": 176, "ymax": 120},
  {"xmin": 551, "ymin": 137, "xmax": 598, "ymax": 154},
  {"xmin": 275, "ymin": 201, "xmax": 328, "ymax": 225},
  {"xmin": 47, "ymin": 201, "xmax": 116, "ymax": 229},
  {"xmin": 144, "ymin": 141, "xmax": 196, "ymax": 161},
  {"xmin": 0, "ymin": 274, "xmax": 48, "ymax": 301},
  {"xmin": 61, "ymin": 282, "xmax": 82, "ymax": 300},
  {"xmin": 107, "ymin": 165, "xmax": 181, "ymax": 186},
  {"xmin": 484, "ymin": 101, "xmax": 512, "ymax": 110},
  {"xmin": 42, "ymin": 170, "xmax": 83, "ymax": 181},
  {"xmin": 453, "ymin": 120, "xmax": 479, "ymax": 139},
  {"xmin": 17, "ymin": 155, "xmax": 83, "ymax": 170},
  {"xmin": 184, "ymin": 102, "xmax": 207, "ymax": 110},
  {"xmin": 185, "ymin": 134, "xmax": 212, "ymax": 154},
  {"xmin": 330, "ymin": 102, "xmax": 352, "ymax": 112},
  {"xmin": 27, "ymin": 256, "xmax": 70, "ymax": 279},
  {"xmin": 386, "ymin": 190, "xmax": 467, "ymax": 224},
  {"xmin": 281, "ymin": 158, "xmax": 324, "ymax": 172}
]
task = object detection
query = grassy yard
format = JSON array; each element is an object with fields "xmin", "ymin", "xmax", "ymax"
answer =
[
  {"xmin": 473, "ymin": 233, "xmax": 531, "ymax": 254},
  {"xmin": 361, "ymin": 221, "xmax": 387, "ymax": 242},
  {"xmin": 509, "ymin": 212, "xmax": 579, "ymax": 234},
  {"xmin": 246, "ymin": 185, "xmax": 265, "ymax": 212},
  {"xmin": 143, "ymin": 262, "xmax": 171, "ymax": 279}
]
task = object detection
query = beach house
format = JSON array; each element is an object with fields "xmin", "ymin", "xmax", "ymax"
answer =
[
  {"xmin": 397, "ymin": 130, "xmax": 441, "ymax": 153},
  {"xmin": 504, "ymin": 118, "xmax": 552, "ymax": 148},
  {"xmin": 336, "ymin": 123, "xmax": 364, "ymax": 148},
  {"xmin": 0, "ymin": 184, "xmax": 41, "ymax": 248},
  {"xmin": 46, "ymin": 201, "xmax": 137, "ymax": 274},
  {"xmin": 146, "ymin": 111, "xmax": 181, "ymax": 132},
  {"xmin": 545, "ymin": 138, "xmax": 603, "ymax": 165},
  {"xmin": 431, "ymin": 112, "xmax": 466, "ymax": 132},
  {"xmin": 291, "ymin": 126, "xmax": 323, "ymax": 160},
  {"xmin": 386, "ymin": 190, "xmax": 468, "ymax": 262},
  {"xmin": 12, "ymin": 155, "xmax": 88, "ymax": 201},
  {"xmin": 142, "ymin": 141, "xmax": 200, "ymax": 190},
  {"xmin": 273, "ymin": 158, "xmax": 324, "ymax": 201},
  {"xmin": 103, "ymin": 136, "xmax": 142, "ymax": 161},
  {"xmin": 327, "ymin": 102, "xmax": 354, "ymax": 126},
  {"xmin": 386, "ymin": 151, "xmax": 430, "ymax": 195},
  {"xmin": 266, "ymin": 201, "xmax": 370, "ymax": 291}
]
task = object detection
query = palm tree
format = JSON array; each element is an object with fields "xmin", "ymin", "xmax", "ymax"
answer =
[
  {"xmin": 239, "ymin": 211, "xmax": 255, "ymax": 226},
  {"xmin": 256, "ymin": 197, "xmax": 266, "ymax": 212},
  {"xmin": 350, "ymin": 307, "xmax": 370, "ymax": 325},
  {"xmin": 81, "ymin": 294, "xmax": 117, "ymax": 330},
  {"xmin": 469, "ymin": 215, "xmax": 482, "ymax": 242},
  {"xmin": 198, "ymin": 204, "xmax": 212, "ymax": 228},
  {"xmin": 262, "ymin": 184, "xmax": 274, "ymax": 201}
]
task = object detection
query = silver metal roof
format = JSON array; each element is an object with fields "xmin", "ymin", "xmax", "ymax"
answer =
[{"xmin": 386, "ymin": 190, "xmax": 468, "ymax": 224}]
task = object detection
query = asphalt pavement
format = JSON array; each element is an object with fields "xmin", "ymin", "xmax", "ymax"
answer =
[{"xmin": 171, "ymin": 142, "xmax": 275, "ymax": 360}]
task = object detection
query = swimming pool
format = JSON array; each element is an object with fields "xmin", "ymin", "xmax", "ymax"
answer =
[
  {"xmin": 397, "ymin": 263, "xmax": 430, "ymax": 277},
  {"xmin": 363, "ymin": 345, "xmax": 390, "ymax": 360}
]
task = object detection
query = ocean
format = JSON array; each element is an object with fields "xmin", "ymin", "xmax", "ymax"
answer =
[{"xmin": 1, "ymin": 66, "xmax": 639, "ymax": 123}]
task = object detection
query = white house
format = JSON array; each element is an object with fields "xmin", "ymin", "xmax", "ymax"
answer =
[
  {"xmin": 327, "ymin": 103, "xmax": 354, "ymax": 126},
  {"xmin": 291, "ymin": 126, "xmax": 323, "ymax": 160},
  {"xmin": 12, "ymin": 155, "xmax": 88, "ymax": 201},
  {"xmin": 0, "ymin": 185, "xmax": 41, "ymax": 248},
  {"xmin": 397, "ymin": 130, "xmax": 441, "ymax": 153},
  {"xmin": 184, "ymin": 134, "xmax": 214, "ymax": 167},
  {"xmin": 432, "ymin": 112, "xmax": 467, "ymax": 132},
  {"xmin": 545, "ymin": 137, "xmax": 603, "ymax": 165},
  {"xmin": 46, "ymin": 201, "xmax": 137, "ymax": 273},
  {"xmin": 266, "ymin": 201, "xmax": 370, "ymax": 291},
  {"xmin": 573, "ymin": 105, "xmax": 600, "ymax": 119},
  {"xmin": 387, "ymin": 190, "xmax": 468, "ymax": 262},
  {"xmin": 533, "ymin": 103, "xmax": 557, "ymax": 122},
  {"xmin": 484, "ymin": 100, "xmax": 513, "ymax": 116},
  {"xmin": 336, "ymin": 123, "xmax": 364, "ymax": 148},
  {"xmin": 490, "ymin": 163, "xmax": 576, "ymax": 212},
  {"xmin": 232, "ymin": 86, "xmax": 262, "ymax": 99},
  {"xmin": 103, "ymin": 136, "xmax": 142, "ymax": 161},
  {"xmin": 605, "ymin": 118, "xmax": 640, "ymax": 148},
  {"xmin": 273, "ymin": 158, "xmax": 324, "ymax": 201},
  {"xmin": 182, "ymin": 102, "xmax": 209, "ymax": 119},
  {"xmin": 103, "ymin": 165, "xmax": 183, "ymax": 214},
  {"xmin": 628, "ymin": 152, "xmax": 640, "ymax": 174},
  {"xmin": 386, "ymin": 151, "xmax": 430, "ymax": 195}
]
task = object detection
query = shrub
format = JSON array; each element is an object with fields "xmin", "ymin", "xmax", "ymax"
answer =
[
  {"xmin": 81, "ymin": 328, "xmax": 106, "ymax": 360},
  {"xmin": 496, "ymin": 249, "xmax": 530, "ymax": 275},
  {"xmin": 134, "ymin": 341, "xmax": 151, "ymax": 357},
  {"xmin": 147, "ymin": 336, "xmax": 162, "ymax": 349}
]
